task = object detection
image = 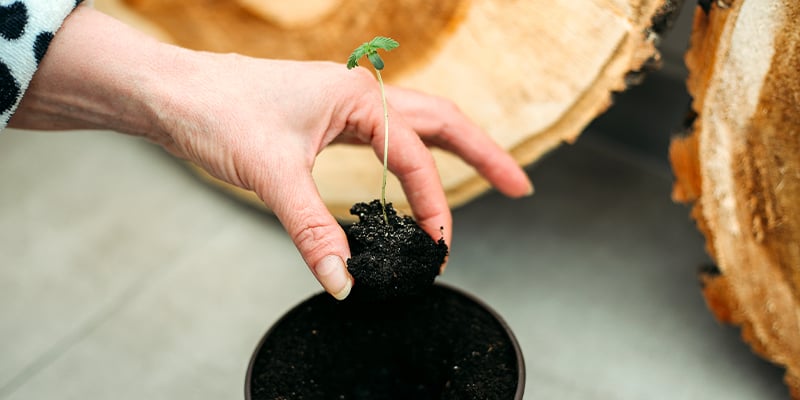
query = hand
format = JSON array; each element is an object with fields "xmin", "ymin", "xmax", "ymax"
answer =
[
  {"xmin": 154, "ymin": 54, "xmax": 532, "ymax": 299},
  {"xmin": 10, "ymin": 7, "xmax": 533, "ymax": 300}
]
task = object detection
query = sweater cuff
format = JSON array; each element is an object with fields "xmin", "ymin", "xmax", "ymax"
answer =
[{"xmin": 0, "ymin": 0, "xmax": 86, "ymax": 129}]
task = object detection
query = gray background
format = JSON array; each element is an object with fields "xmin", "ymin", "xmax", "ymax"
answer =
[{"xmin": 0, "ymin": 2, "xmax": 790, "ymax": 399}]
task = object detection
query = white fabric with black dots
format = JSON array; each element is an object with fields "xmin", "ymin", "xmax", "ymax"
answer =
[{"xmin": 0, "ymin": 0, "xmax": 84, "ymax": 129}]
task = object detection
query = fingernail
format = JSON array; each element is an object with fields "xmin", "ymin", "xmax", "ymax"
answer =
[
  {"xmin": 524, "ymin": 180, "xmax": 535, "ymax": 197},
  {"xmin": 316, "ymin": 255, "xmax": 352, "ymax": 300}
]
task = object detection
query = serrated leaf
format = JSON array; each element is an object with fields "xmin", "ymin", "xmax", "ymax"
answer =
[
  {"xmin": 347, "ymin": 36, "xmax": 399, "ymax": 70},
  {"xmin": 347, "ymin": 43, "xmax": 369, "ymax": 69},
  {"xmin": 369, "ymin": 36, "xmax": 399, "ymax": 52}
]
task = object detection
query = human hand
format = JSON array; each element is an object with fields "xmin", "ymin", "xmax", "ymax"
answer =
[
  {"xmin": 152, "ymin": 54, "xmax": 532, "ymax": 299},
  {"xmin": 10, "ymin": 7, "xmax": 532, "ymax": 300}
]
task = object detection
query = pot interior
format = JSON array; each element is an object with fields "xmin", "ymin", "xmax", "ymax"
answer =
[{"xmin": 246, "ymin": 283, "xmax": 525, "ymax": 399}]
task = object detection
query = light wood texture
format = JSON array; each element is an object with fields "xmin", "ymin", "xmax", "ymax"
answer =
[
  {"xmin": 670, "ymin": 0, "xmax": 800, "ymax": 397},
  {"xmin": 235, "ymin": 0, "xmax": 341, "ymax": 29},
  {"xmin": 94, "ymin": 0, "xmax": 672, "ymax": 219}
]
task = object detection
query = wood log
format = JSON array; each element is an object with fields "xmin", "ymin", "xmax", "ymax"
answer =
[
  {"xmin": 94, "ymin": 0, "xmax": 676, "ymax": 219},
  {"xmin": 670, "ymin": 0, "xmax": 800, "ymax": 397}
]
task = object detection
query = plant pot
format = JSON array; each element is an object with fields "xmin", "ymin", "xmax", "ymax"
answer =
[{"xmin": 245, "ymin": 283, "xmax": 525, "ymax": 399}]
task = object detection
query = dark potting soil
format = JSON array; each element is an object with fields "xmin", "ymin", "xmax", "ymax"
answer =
[
  {"xmin": 248, "ymin": 201, "xmax": 518, "ymax": 398},
  {"xmin": 344, "ymin": 200, "xmax": 448, "ymax": 301},
  {"xmin": 248, "ymin": 285, "xmax": 520, "ymax": 400}
]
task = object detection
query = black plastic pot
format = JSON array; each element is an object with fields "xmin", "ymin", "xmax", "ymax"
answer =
[{"xmin": 245, "ymin": 283, "xmax": 525, "ymax": 399}]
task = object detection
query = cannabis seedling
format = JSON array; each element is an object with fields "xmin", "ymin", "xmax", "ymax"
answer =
[{"xmin": 347, "ymin": 36, "xmax": 399, "ymax": 224}]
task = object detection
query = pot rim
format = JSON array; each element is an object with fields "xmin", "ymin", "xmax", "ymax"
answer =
[{"xmin": 244, "ymin": 282, "xmax": 526, "ymax": 399}]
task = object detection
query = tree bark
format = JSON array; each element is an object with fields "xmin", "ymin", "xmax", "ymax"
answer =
[
  {"xmin": 95, "ymin": 0, "xmax": 676, "ymax": 219},
  {"xmin": 670, "ymin": 0, "xmax": 800, "ymax": 397}
]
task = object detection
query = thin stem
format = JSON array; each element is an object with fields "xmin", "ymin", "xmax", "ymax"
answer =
[{"xmin": 375, "ymin": 69, "xmax": 389, "ymax": 224}]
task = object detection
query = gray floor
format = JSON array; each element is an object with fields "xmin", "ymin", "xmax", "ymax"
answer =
[{"xmin": 0, "ymin": 126, "xmax": 789, "ymax": 399}]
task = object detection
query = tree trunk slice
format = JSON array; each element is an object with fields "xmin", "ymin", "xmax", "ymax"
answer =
[
  {"xmin": 94, "ymin": 0, "xmax": 675, "ymax": 219},
  {"xmin": 670, "ymin": 0, "xmax": 800, "ymax": 397}
]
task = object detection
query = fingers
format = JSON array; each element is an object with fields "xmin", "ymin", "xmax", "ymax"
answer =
[
  {"xmin": 256, "ymin": 166, "xmax": 354, "ymax": 300},
  {"xmin": 367, "ymin": 110, "xmax": 454, "ymax": 251},
  {"xmin": 385, "ymin": 86, "xmax": 534, "ymax": 198}
]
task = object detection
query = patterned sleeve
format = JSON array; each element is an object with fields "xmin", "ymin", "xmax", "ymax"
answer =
[{"xmin": 0, "ymin": 0, "xmax": 85, "ymax": 129}]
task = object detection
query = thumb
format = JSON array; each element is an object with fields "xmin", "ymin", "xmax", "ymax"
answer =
[{"xmin": 260, "ymin": 172, "xmax": 354, "ymax": 300}]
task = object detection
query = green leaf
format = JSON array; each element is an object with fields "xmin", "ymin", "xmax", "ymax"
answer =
[
  {"xmin": 369, "ymin": 36, "xmax": 399, "ymax": 52},
  {"xmin": 347, "ymin": 43, "xmax": 369, "ymax": 69},
  {"xmin": 346, "ymin": 36, "xmax": 399, "ymax": 70}
]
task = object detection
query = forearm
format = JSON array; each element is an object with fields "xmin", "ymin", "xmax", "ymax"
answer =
[{"xmin": 8, "ymin": 6, "xmax": 173, "ymax": 146}]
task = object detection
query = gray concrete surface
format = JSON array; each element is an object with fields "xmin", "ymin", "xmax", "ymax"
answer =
[
  {"xmin": 0, "ymin": 3, "xmax": 790, "ymax": 398},
  {"xmin": 0, "ymin": 126, "xmax": 788, "ymax": 399}
]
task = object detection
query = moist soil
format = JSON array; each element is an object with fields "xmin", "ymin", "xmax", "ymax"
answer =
[
  {"xmin": 248, "ymin": 285, "xmax": 520, "ymax": 399},
  {"xmin": 247, "ymin": 200, "xmax": 520, "ymax": 399},
  {"xmin": 344, "ymin": 200, "xmax": 448, "ymax": 301}
]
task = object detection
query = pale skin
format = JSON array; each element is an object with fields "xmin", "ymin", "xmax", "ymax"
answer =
[{"xmin": 9, "ymin": 6, "xmax": 533, "ymax": 300}]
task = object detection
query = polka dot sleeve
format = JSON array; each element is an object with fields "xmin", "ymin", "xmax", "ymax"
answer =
[{"xmin": 0, "ymin": 0, "xmax": 85, "ymax": 129}]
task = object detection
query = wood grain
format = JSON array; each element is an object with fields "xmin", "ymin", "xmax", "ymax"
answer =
[
  {"xmin": 670, "ymin": 1, "xmax": 800, "ymax": 396},
  {"xmin": 95, "ymin": 0, "xmax": 672, "ymax": 219}
]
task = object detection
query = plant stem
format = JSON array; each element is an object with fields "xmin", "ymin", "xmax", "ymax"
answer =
[{"xmin": 375, "ymin": 69, "xmax": 390, "ymax": 224}]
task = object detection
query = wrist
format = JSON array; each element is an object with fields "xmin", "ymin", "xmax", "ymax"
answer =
[{"xmin": 8, "ymin": 6, "xmax": 175, "ymax": 147}]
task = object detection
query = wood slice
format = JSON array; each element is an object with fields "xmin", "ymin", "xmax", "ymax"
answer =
[
  {"xmin": 670, "ymin": 0, "xmax": 800, "ymax": 397},
  {"xmin": 94, "ymin": 0, "xmax": 675, "ymax": 219}
]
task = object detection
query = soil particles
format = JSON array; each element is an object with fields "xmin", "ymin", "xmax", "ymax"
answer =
[
  {"xmin": 248, "ymin": 200, "xmax": 519, "ymax": 399},
  {"xmin": 249, "ymin": 285, "xmax": 520, "ymax": 399},
  {"xmin": 344, "ymin": 200, "xmax": 448, "ymax": 301}
]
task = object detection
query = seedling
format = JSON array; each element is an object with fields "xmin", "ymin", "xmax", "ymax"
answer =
[{"xmin": 347, "ymin": 36, "xmax": 399, "ymax": 224}]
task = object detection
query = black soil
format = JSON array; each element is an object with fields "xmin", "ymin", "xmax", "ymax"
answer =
[
  {"xmin": 345, "ymin": 200, "xmax": 448, "ymax": 301},
  {"xmin": 247, "ymin": 201, "xmax": 519, "ymax": 399},
  {"xmin": 249, "ymin": 285, "xmax": 520, "ymax": 400}
]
